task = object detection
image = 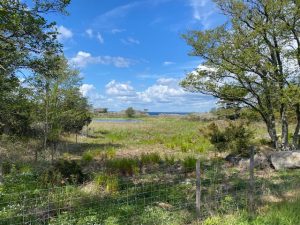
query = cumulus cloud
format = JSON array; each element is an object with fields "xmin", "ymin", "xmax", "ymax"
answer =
[
  {"xmin": 81, "ymin": 78, "xmax": 215, "ymax": 112},
  {"xmin": 106, "ymin": 80, "xmax": 135, "ymax": 96},
  {"xmin": 57, "ymin": 25, "xmax": 73, "ymax": 40},
  {"xmin": 70, "ymin": 51, "xmax": 134, "ymax": 68},
  {"xmin": 80, "ymin": 84, "xmax": 95, "ymax": 97},
  {"xmin": 137, "ymin": 78, "xmax": 185, "ymax": 103}
]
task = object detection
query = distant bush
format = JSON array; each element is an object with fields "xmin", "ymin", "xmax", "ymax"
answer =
[
  {"xmin": 185, "ymin": 113, "xmax": 217, "ymax": 122},
  {"xmin": 125, "ymin": 107, "xmax": 135, "ymax": 118}
]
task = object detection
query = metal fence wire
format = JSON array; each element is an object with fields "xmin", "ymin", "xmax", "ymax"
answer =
[{"xmin": 0, "ymin": 154, "xmax": 300, "ymax": 224}]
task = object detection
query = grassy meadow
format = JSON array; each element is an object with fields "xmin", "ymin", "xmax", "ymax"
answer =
[{"xmin": 1, "ymin": 115, "xmax": 300, "ymax": 224}]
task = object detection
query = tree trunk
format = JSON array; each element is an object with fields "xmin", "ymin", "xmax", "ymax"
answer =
[
  {"xmin": 280, "ymin": 104, "xmax": 289, "ymax": 149},
  {"xmin": 266, "ymin": 115, "xmax": 279, "ymax": 149},
  {"xmin": 44, "ymin": 82, "xmax": 49, "ymax": 151},
  {"xmin": 293, "ymin": 104, "xmax": 300, "ymax": 149}
]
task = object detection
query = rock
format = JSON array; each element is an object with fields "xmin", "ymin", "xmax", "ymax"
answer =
[
  {"xmin": 225, "ymin": 153, "xmax": 242, "ymax": 165},
  {"xmin": 238, "ymin": 153, "xmax": 269, "ymax": 170},
  {"xmin": 270, "ymin": 151, "xmax": 300, "ymax": 170}
]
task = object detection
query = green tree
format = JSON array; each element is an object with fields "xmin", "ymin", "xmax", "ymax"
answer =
[
  {"xmin": 181, "ymin": 0, "xmax": 300, "ymax": 149},
  {"xmin": 0, "ymin": 0, "xmax": 70, "ymax": 137},
  {"xmin": 31, "ymin": 55, "xmax": 91, "ymax": 159},
  {"xmin": 125, "ymin": 107, "xmax": 135, "ymax": 118}
]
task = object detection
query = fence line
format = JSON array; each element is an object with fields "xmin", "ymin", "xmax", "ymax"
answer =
[{"xmin": 1, "ymin": 156, "xmax": 300, "ymax": 224}]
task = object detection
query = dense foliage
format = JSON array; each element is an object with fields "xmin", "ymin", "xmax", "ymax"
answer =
[{"xmin": 181, "ymin": 0, "xmax": 300, "ymax": 150}]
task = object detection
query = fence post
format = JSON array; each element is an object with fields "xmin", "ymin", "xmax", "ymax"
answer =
[
  {"xmin": 249, "ymin": 146, "xmax": 255, "ymax": 216},
  {"xmin": 196, "ymin": 159, "xmax": 201, "ymax": 219}
]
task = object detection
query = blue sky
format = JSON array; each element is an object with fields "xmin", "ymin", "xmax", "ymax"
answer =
[{"xmin": 51, "ymin": 0, "xmax": 226, "ymax": 112}]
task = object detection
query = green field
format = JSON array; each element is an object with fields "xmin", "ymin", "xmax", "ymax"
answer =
[{"xmin": 1, "ymin": 116, "xmax": 300, "ymax": 224}]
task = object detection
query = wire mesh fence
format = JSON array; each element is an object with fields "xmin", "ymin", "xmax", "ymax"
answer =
[{"xmin": 1, "ymin": 156, "xmax": 300, "ymax": 224}]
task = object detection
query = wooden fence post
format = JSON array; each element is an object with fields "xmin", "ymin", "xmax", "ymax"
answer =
[
  {"xmin": 196, "ymin": 159, "xmax": 201, "ymax": 219},
  {"xmin": 249, "ymin": 146, "xmax": 255, "ymax": 216}
]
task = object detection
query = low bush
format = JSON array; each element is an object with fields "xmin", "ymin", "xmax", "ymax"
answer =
[{"xmin": 201, "ymin": 121, "xmax": 253, "ymax": 156}]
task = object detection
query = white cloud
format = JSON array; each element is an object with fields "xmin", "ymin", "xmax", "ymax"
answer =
[
  {"xmin": 163, "ymin": 61, "xmax": 175, "ymax": 66},
  {"xmin": 86, "ymin": 29, "xmax": 93, "ymax": 38},
  {"xmin": 137, "ymin": 78, "xmax": 185, "ymax": 103},
  {"xmin": 121, "ymin": 37, "xmax": 140, "ymax": 45},
  {"xmin": 96, "ymin": 33, "xmax": 104, "ymax": 44},
  {"xmin": 57, "ymin": 25, "xmax": 73, "ymax": 40},
  {"xmin": 106, "ymin": 80, "xmax": 135, "ymax": 96},
  {"xmin": 82, "ymin": 77, "xmax": 215, "ymax": 112},
  {"xmin": 70, "ymin": 51, "xmax": 134, "ymax": 68},
  {"xmin": 80, "ymin": 84, "xmax": 95, "ymax": 97}
]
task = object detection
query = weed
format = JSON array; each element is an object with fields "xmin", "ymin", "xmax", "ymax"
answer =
[
  {"xmin": 95, "ymin": 173, "xmax": 119, "ymax": 193},
  {"xmin": 140, "ymin": 153, "xmax": 161, "ymax": 165},
  {"xmin": 164, "ymin": 154, "xmax": 176, "ymax": 166},
  {"xmin": 82, "ymin": 151, "xmax": 94, "ymax": 163},
  {"xmin": 182, "ymin": 156, "xmax": 197, "ymax": 172}
]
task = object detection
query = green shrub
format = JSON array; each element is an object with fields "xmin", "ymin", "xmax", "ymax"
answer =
[
  {"xmin": 140, "ymin": 153, "xmax": 161, "ymax": 165},
  {"xmin": 202, "ymin": 121, "xmax": 253, "ymax": 156},
  {"xmin": 225, "ymin": 122, "xmax": 253, "ymax": 156}
]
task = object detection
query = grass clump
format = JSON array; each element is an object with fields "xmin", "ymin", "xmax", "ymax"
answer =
[
  {"xmin": 106, "ymin": 158, "xmax": 139, "ymax": 176},
  {"xmin": 164, "ymin": 154, "xmax": 176, "ymax": 166},
  {"xmin": 82, "ymin": 151, "xmax": 94, "ymax": 163},
  {"xmin": 140, "ymin": 152, "xmax": 161, "ymax": 165},
  {"xmin": 182, "ymin": 156, "xmax": 197, "ymax": 172},
  {"xmin": 94, "ymin": 173, "xmax": 119, "ymax": 193}
]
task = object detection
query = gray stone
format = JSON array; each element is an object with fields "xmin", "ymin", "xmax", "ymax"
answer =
[
  {"xmin": 238, "ymin": 153, "xmax": 269, "ymax": 170},
  {"xmin": 270, "ymin": 151, "xmax": 300, "ymax": 170}
]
